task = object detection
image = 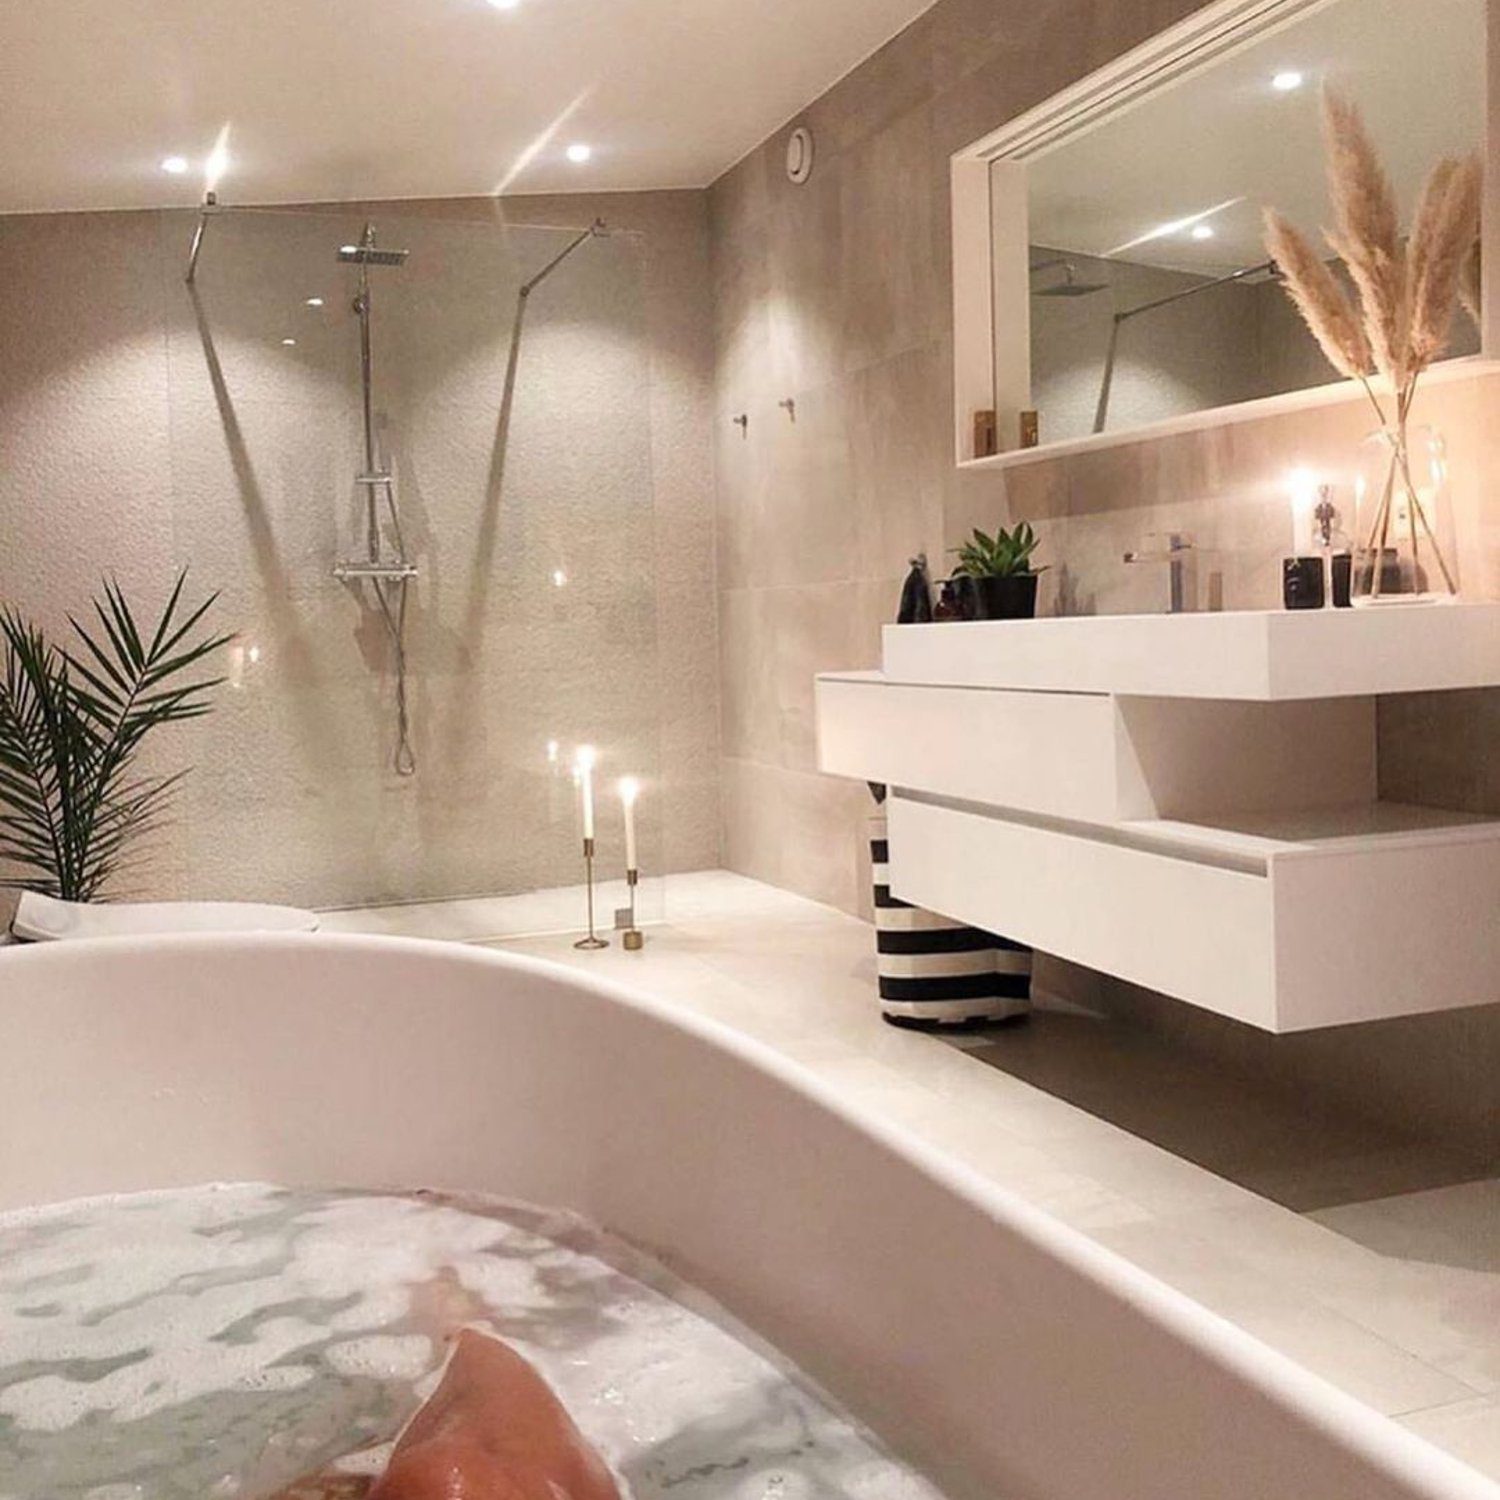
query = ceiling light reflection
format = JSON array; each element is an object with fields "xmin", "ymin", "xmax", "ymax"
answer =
[{"xmin": 1105, "ymin": 197, "xmax": 1243, "ymax": 257}]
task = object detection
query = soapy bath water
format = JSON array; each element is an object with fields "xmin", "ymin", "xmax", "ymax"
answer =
[{"xmin": 0, "ymin": 1185, "xmax": 946, "ymax": 1500}]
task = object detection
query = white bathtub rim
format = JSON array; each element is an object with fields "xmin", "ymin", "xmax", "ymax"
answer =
[{"xmin": 4, "ymin": 931, "xmax": 1497, "ymax": 1500}]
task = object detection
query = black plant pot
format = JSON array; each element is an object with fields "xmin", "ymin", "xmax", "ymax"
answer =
[{"xmin": 971, "ymin": 573, "xmax": 1039, "ymax": 621}]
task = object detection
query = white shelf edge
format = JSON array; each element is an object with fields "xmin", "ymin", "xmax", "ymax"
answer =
[
  {"xmin": 893, "ymin": 790, "xmax": 1500, "ymax": 877},
  {"xmin": 955, "ymin": 357, "xmax": 1500, "ymax": 474}
]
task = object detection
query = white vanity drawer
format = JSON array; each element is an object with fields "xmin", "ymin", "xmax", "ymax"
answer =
[
  {"xmin": 887, "ymin": 794, "xmax": 1278, "ymax": 1028},
  {"xmin": 816, "ymin": 674, "xmax": 1123, "ymax": 824},
  {"xmin": 887, "ymin": 795, "xmax": 1500, "ymax": 1033}
]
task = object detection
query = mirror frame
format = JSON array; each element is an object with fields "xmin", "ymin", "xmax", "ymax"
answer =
[{"xmin": 950, "ymin": 0, "xmax": 1500, "ymax": 468}]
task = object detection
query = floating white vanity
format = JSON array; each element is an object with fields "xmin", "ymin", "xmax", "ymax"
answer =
[{"xmin": 816, "ymin": 606, "xmax": 1500, "ymax": 1033}]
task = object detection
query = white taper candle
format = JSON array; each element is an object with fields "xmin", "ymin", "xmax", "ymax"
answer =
[
  {"xmin": 575, "ymin": 745, "xmax": 596, "ymax": 840},
  {"xmin": 619, "ymin": 777, "xmax": 640, "ymax": 871}
]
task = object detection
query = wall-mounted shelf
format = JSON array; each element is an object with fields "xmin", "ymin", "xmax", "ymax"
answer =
[{"xmin": 816, "ymin": 607, "xmax": 1500, "ymax": 1033}]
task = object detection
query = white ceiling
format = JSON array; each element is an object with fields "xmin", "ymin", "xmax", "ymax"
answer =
[
  {"xmin": 0, "ymin": 0, "xmax": 936, "ymax": 214},
  {"xmin": 1026, "ymin": 0, "xmax": 1485, "ymax": 276}
]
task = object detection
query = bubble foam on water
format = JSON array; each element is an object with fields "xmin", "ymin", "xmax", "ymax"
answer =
[{"xmin": 0, "ymin": 1186, "xmax": 948, "ymax": 1500}]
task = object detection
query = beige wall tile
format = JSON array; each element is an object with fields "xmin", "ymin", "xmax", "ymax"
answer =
[
  {"xmin": 767, "ymin": 164, "xmax": 845, "ymax": 397},
  {"xmin": 805, "ymin": 24, "xmax": 937, "ymax": 160},
  {"xmin": 838, "ymin": 105, "xmax": 942, "ymax": 376},
  {"xmin": 773, "ymin": 582, "xmax": 864, "ymax": 772},
  {"xmin": 718, "ymin": 587, "xmax": 780, "ymax": 765},
  {"xmin": 847, "ymin": 345, "xmax": 949, "ymax": 580},
  {"xmin": 761, "ymin": 381, "xmax": 859, "ymax": 587}
]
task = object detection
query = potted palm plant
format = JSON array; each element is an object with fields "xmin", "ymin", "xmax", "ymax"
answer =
[
  {"xmin": 951, "ymin": 522, "xmax": 1045, "ymax": 620},
  {"xmin": 0, "ymin": 573, "xmax": 229, "ymax": 903}
]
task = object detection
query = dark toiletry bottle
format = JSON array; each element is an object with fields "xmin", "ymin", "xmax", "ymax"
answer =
[
  {"xmin": 1312, "ymin": 488, "xmax": 1353, "ymax": 608},
  {"xmin": 1330, "ymin": 552, "xmax": 1352, "ymax": 608},
  {"xmin": 1283, "ymin": 556, "xmax": 1325, "ymax": 610},
  {"xmin": 897, "ymin": 555, "xmax": 934, "ymax": 624}
]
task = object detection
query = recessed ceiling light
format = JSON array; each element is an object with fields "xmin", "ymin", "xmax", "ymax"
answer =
[
  {"xmin": 487, "ymin": 0, "xmax": 520, "ymax": 8},
  {"xmin": 281, "ymin": 338, "xmax": 297, "ymax": 347},
  {"xmin": 1190, "ymin": 225, "xmax": 1216, "ymax": 240},
  {"xmin": 1272, "ymin": 70, "xmax": 1304, "ymax": 92},
  {"xmin": 305, "ymin": 296, "xmax": 325, "ymax": 308},
  {"xmin": 566, "ymin": 143, "xmax": 593, "ymax": 165},
  {"xmin": 160, "ymin": 156, "xmax": 189, "ymax": 175}
]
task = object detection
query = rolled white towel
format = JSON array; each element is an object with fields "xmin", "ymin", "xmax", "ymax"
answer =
[{"xmin": 9, "ymin": 890, "xmax": 319, "ymax": 943}]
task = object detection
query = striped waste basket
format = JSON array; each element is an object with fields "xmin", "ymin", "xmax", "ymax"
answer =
[{"xmin": 871, "ymin": 815, "xmax": 1032, "ymax": 1028}]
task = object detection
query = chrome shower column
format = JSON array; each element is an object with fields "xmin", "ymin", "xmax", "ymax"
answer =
[{"xmin": 333, "ymin": 224, "xmax": 418, "ymax": 777}]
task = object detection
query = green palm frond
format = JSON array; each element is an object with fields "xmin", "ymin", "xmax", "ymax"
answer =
[{"xmin": 0, "ymin": 573, "xmax": 230, "ymax": 902}]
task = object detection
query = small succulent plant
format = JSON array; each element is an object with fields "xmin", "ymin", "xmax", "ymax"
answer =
[{"xmin": 951, "ymin": 522, "xmax": 1044, "ymax": 579}]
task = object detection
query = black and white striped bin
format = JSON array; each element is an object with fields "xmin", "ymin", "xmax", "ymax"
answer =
[{"xmin": 871, "ymin": 815, "xmax": 1032, "ymax": 1028}]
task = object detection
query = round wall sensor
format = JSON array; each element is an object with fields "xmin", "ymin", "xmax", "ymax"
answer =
[{"xmin": 786, "ymin": 126, "xmax": 815, "ymax": 185}]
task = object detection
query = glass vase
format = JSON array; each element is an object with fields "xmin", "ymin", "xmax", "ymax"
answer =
[{"xmin": 1351, "ymin": 422, "xmax": 1460, "ymax": 605}]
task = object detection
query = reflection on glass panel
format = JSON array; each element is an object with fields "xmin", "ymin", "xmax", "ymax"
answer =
[
  {"xmin": 1003, "ymin": 0, "xmax": 1484, "ymax": 447},
  {"xmin": 169, "ymin": 208, "xmax": 664, "ymax": 920}
]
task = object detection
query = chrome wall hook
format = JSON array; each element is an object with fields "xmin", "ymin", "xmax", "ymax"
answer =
[
  {"xmin": 733, "ymin": 413, "xmax": 749, "ymax": 435},
  {"xmin": 779, "ymin": 398, "xmax": 797, "ymax": 422}
]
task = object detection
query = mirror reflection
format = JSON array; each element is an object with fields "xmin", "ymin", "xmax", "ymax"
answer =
[{"xmin": 1003, "ymin": 0, "xmax": 1485, "ymax": 447}]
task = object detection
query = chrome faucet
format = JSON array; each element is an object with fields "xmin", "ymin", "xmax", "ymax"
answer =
[{"xmin": 1123, "ymin": 532, "xmax": 1197, "ymax": 613}]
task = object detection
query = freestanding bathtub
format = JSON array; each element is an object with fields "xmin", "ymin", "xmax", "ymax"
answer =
[{"xmin": 1, "ymin": 934, "xmax": 1494, "ymax": 1500}]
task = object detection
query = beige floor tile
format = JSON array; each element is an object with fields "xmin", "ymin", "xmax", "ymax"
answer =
[
  {"xmin": 1402, "ymin": 1397, "xmax": 1500, "ymax": 1473},
  {"xmin": 1091, "ymin": 1221, "xmax": 1480, "ymax": 1416}
]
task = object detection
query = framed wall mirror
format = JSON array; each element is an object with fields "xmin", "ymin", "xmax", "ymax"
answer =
[{"xmin": 951, "ymin": 0, "xmax": 1500, "ymax": 465}]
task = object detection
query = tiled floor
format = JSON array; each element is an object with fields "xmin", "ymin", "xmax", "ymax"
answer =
[{"xmin": 329, "ymin": 869, "xmax": 1500, "ymax": 1480}]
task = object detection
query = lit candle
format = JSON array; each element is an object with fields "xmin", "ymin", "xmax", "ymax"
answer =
[
  {"xmin": 575, "ymin": 745, "xmax": 596, "ymax": 840},
  {"xmin": 619, "ymin": 777, "xmax": 640, "ymax": 871}
]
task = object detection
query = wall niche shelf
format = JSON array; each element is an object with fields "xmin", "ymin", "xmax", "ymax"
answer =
[{"xmin": 816, "ymin": 606, "xmax": 1500, "ymax": 1033}]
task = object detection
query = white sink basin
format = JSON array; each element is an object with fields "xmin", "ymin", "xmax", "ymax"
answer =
[{"xmin": 880, "ymin": 604, "xmax": 1500, "ymax": 700}]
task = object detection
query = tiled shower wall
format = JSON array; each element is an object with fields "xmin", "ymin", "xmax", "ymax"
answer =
[
  {"xmin": 0, "ymin": 190, "xmax": 720, "ymax": 915},
  {"xmin": 709, "ymin": 0, "xmax": 1500, "ymax": 1153}
]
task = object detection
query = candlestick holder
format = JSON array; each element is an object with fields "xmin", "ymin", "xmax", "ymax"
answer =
[
  {"xmin": 574, "ymin": 837, "xmax": 610, "ymax": 950},
  {"xmin": 622, "ymin": 867, "xmax": 644, "ymax": 951}
]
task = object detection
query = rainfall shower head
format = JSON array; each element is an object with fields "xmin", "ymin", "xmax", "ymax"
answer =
[
  {"xmin": 338, "ymin": 242, "xmax": 410, "ymax": 266},
  {"xmin": 1032, "ymin": 261, "xmax": 1108, "ymax": 298}
]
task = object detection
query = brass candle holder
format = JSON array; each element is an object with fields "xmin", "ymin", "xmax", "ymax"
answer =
[
  {"xmin": 622, "ymin": 868, "xmax": 644, "ymax": 951},
  {"xmin": 574, "ymin": 837, "xmax": 609, "ymax": 951}
]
